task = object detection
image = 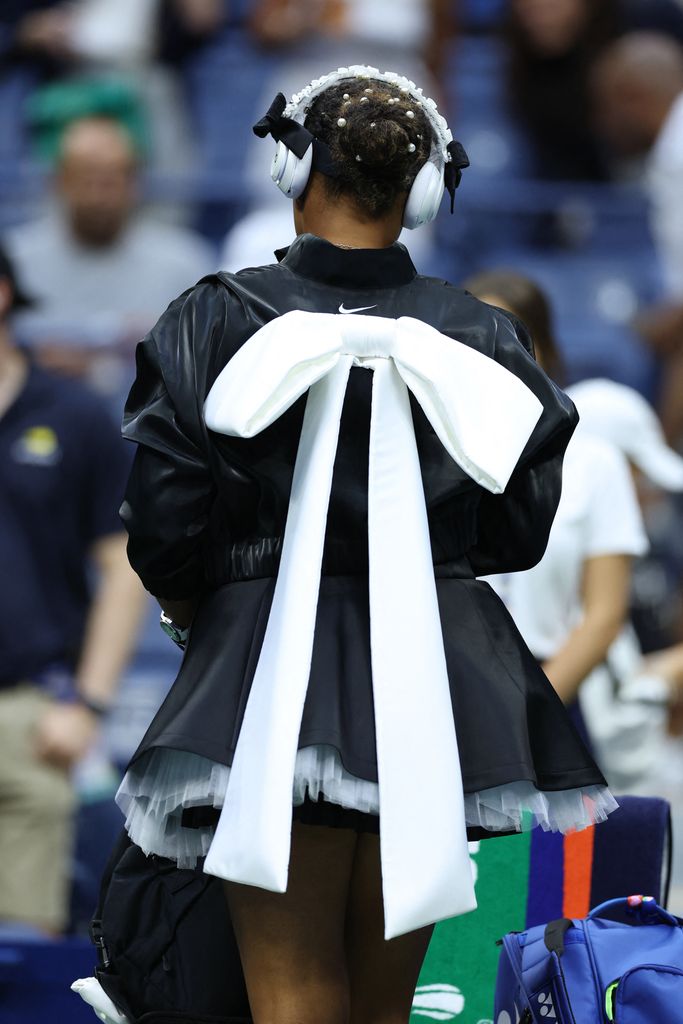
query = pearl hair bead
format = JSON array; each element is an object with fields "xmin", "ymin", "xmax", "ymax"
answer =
[
  {"xmin": 337, "ymin": 118, "xmax": 347, "ymax": 127},
  {"xmin": 406, "ymin": 110, "xmax": 415, "ymax": 119},
  {"xmin": 355, "ymin": 154, "xmax": 362, "ymax": 161},
  {"xmin": 343, "ymin": 93, "xmax": 350, "ymax": 100},
  {"xmin": 360, "ymin": 96, "xmax": 369, "ymax": 103},
  {"xmin": 408, "ymin": 143, "xmax": 416, "ymax": 152}
]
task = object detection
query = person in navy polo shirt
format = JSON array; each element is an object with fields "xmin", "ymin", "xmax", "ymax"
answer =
[{"xmin": 0, "ymin": 245, "xmax": 145, "ymax": 934}]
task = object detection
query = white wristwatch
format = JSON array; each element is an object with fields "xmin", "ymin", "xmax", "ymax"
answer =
[{"xmin": 159, "ymin": 611, "xmax": 190, "ymax": 649}]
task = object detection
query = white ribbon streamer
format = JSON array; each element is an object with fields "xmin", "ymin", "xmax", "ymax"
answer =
[{"xmin": 203, "ymin": 310, "xmax": 542, "ymax": 938}]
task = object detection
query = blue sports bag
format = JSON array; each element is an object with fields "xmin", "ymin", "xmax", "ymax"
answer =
[{"xmin": 494, "ymin": 895, "xmax": 683, "ymax": 1022}]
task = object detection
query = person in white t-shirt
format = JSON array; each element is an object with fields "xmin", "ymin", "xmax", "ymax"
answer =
[
  {"xmin": 563, "ymin": 378, "xmax": 683, "ymax": 789},
  {"xmin": 463, "ymin": 270, "xmax": 648, "ymax": 741},
  {"xmin": 494, "ymin": 429, "xmax": 648, "ymax": 690}
]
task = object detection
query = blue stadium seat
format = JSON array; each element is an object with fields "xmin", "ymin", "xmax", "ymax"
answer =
[
  {"xmin": 184, "ymin": 27, "xmax": 279, "ymax": 195},
  {"xmin": 0, "ymin": 69, "xmax": 36, "ymax": 163},
  {"xmin": 474, "ymin": 247, "xmax": 660, "ymax": 394},
  {"xmin": 459, "ymin": 0, "xmax": 507, "ymax": 32},
  {"xmin": 0, "ymin": 936, "xmax": 96, "ymax": 1024},
  {"xmin": 445, "ymin": 36, "xmax": 536, "ymax": 181},
  {"xmin": 436, "ymin": 172, "xmax": 665, "ymax": 398}
]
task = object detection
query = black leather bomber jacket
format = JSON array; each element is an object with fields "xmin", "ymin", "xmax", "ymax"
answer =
[{"xmin": 120, "ymin": 233, "xmax": 578, "ymax": 600}]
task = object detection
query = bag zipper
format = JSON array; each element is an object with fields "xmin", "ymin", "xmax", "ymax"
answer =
[{"xmin": 605, "ymin": 977, "xmax": 619, "ymax": 1021}]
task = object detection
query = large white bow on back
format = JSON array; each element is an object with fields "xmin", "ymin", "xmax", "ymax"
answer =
[{"xmin": 203, "ymin": 310, "xmax": 542, "ymax": 939}]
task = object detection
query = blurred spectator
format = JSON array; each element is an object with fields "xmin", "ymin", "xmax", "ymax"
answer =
[
  {"xmin": 592, "ymin": 32, "xmax": 683, "ymax": 288},
  {"xmin": 464, "ymin": 271, "xmax": 647, "ymax": 715},
  {"xmin": 158, "ymin": 0, "xmax": 229, "ymax": 64},
  {"xmin": 638, "ymin": 644, "xmax": 683, "ymax": 727},
  {"xmin": 249, "ymin": 0, "xmax": 454, "ymax": 79},
  {"xmin": 0, "ymin": 244, "xmax": 145, "ymax": 935},
  {"xmin": 0, "ymin": 0, "xmax": 226, "ymax": 69},
  {"xmin": 592, "ymin": 32, "xmax": 683, "ymax": 443},
  {"xmin": 3, "ymin": 0, "xmax": 158, "ymax": 70},
  {"xmin": 629, "ymin": 477, "xmax": 683, "ymax": 653},
  {"xmin": 506, "ymin": 0, "xmax": 683, "ymax": 181},
  {"xmin": 466, "ymin": 271, "xmax": 683, "ymax": 798},
  {"xmin": 567, "ymin": 379, "xmax": 683, "ymax": 654},
  {"xmin": 565, "ymin": 378, "xmax": 683, "ymax": 792},
  {"xmin": 1, "ymin": 3, "xmax": 70, "ymax": 72},
  {"xmin": 0, "ymin": 1, "xmax": 227, "ymax": 185},
  {"xmin": 220, "ymin": 204, "xmax": 297, "ymax": 273},
  {"xmin": 4, "ymin": 116, "xmax": 214, "ymax": 390}
]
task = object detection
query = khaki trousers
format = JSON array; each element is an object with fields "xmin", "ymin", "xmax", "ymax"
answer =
[{"xmin": 0, "ymin": 685, "xmax": 75, "ymax": 931}]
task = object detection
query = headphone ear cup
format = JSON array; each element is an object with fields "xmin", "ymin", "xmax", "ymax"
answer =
[
  {"xmin": 403, "ymin": 160, "xmax": 445, "ymax": 230},
  {"xmin": 270, "ymin": 140, "xmax": 314, "ymax": 199}
]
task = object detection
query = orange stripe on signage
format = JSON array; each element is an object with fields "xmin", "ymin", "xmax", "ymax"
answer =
[{"xmin": 563, "ymin": 826, "xmax": 595, "ymax": 919}]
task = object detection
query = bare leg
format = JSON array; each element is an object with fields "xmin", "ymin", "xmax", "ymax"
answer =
[
  {"xmin": 225, "ymin": 820, "xmax": 358, "ymax": 1024},
  {"xmin": 346, "ymin": 833, "xmax": 433, "ymax": 1024}
]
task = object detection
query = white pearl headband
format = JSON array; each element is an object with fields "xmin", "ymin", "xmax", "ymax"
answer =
[{"xmin": 284, "ymin": 65, "xmax": 454, "ymax": 169}]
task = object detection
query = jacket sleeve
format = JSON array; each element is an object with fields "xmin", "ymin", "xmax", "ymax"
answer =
[
  {"xmin": 119, "ymin": 281, "xmax": 229, "ymax": 600},
  {"xmin": 467, "ymin": 310, "xmax": 579, "ymax": 577}
]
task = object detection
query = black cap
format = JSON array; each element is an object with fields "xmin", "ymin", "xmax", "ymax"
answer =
[{"xmin": 0, "ymin": 244, "xmax": 34, "ymax": 309}]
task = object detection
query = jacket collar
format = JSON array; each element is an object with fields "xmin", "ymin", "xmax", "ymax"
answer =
[{"xmin": 276, "ymin": 233, "xmax": 417, "ymax": 290}]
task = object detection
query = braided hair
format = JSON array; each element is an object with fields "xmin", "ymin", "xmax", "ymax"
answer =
[{"xmin": 303, "ymin": 78, "xmax": 435, "ymax": 220}]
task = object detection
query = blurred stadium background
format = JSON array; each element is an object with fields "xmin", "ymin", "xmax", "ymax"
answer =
[{"xmin": 3, "ymin": 0, "xmax": 683, "ymax": 1001}]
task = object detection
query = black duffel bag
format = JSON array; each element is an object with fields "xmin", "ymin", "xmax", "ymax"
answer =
[{"xmin": 90, "ymin": 831, "xmax": 251, "ymax": 1023}]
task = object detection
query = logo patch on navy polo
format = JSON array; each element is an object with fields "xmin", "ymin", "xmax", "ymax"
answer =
[{"xmin": 11, "ymin": 425, "xmax": 62, "ymax": 466}]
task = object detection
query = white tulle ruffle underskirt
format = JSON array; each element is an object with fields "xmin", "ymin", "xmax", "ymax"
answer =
[{"xmin": 116, "ymin": 744, "xmax": 618, "ymax": 868}]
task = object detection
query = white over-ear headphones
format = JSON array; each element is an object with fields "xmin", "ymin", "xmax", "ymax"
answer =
[
  {"xmin": 253, "ymin": 66, "xmax": 469, "ymax": 230},
  {"xmin": 270, "ymin": 138, "xmax": 313, "ymax": 200},
  {"xmin": 402, "ymin": 160, "xmax": 447, "ymax": 230}
]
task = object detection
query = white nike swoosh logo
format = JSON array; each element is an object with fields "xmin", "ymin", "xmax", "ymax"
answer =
[{"xmin": 338, "ymin": 303, "xmax": 377, "ymax": 314}]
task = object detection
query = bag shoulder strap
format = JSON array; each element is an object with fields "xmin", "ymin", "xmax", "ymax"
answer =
[
  {"xmin": 90, "ymin": 829, "xmax": 133, "ymax": 963},
  {"xmin": 544, "ymin": 918, "xmax": 574, "ymax": 957}
]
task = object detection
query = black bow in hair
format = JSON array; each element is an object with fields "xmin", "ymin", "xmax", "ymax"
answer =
[
  {"xmin": 444, "ymin": 140, "xmax": 470, "ymax": 213},
  {"xmin": 252, "ymin": 93, "xmax": 314, "ymax": 159},
  {"xmin": 253, "ymin": 92, "xmax": 340, "ymax": 179}
]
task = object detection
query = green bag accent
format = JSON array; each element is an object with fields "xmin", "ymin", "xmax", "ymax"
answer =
[
  {"xmin": 25, "ymin": 77, "xmax": 148, "ymax": 162},
  {"xmin": 605, "ymin": 979, "xmax": 619, "ymax": 1021},
  {"xmin": 412, "ymin": 832, "xmax": 532, "ymax": 1024}
]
